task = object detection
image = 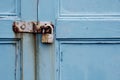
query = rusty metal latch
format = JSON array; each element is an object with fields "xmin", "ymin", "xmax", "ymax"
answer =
[{"xmin": 13, "ymin": 21, "xmax": 54, "ymax": 43}]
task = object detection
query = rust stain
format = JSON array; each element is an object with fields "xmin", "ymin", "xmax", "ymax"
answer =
[
  {"xmin": 33, "ymin": 34, "xmax": 37, "ymax": 80},
  {"xmin": 32, "ymin": 22, "xmax": 42, "ymax": 33},
  {"xmin": 13, "ymin": 22, "xmax": 20, "ymax": 32}
]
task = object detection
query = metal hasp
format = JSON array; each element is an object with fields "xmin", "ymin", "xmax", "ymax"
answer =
[{"xmin": 13, "ymin": 21, "xmax": 54, "ymax": 43}]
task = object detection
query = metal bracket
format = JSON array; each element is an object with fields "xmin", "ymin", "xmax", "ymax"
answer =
[
  {"xmin": 13, "ymin": 21, "xmax": 54, "ymax": 43},
  {"xmin": 13, "ymin": 21, "xmax": 53, "ymax": 33}
]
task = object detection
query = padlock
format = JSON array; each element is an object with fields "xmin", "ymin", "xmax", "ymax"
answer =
[{"xmin": 41, "ymin": 22, "xmax": 54, "ymax": 43}]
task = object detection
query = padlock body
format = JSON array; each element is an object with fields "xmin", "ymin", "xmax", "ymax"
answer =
[{"xmin": 42, "ymin": 34, "xmax": 53, "ymax": 43}]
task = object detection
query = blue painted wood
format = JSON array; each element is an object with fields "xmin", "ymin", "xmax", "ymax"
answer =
[
  {"xmin": 22, "ymin": 34, "xmax": 36, "ymax": 80},
  {"xmin": 38, "ymin": 0, "xmax": 56, "ymax": 80},
  {"xmin": 38, "ymin": 0, "xmax": 120, "ymax": 80},
  {"xmin": 0, "ymin": 0, "xmax": 20, "ymax": 16},
  {"xmin": 54, "ymin": 0, "xmax": 120, "ymax": 79},
  {"xmin": 58, "ymin": 0, "xmax": 120, "ymax": 17},
  {"xmin": 60, "ymin": 41, "xmax": 120, "ymax": 80},
  {"xmin": 56, "ymin": 20, "xmax": 120, "ymax": 39},
  {"xmin": 0, "ymin": 20, "xmax": 15, "ymax": 38},
  {"xmin": 37, "ymin": 1, "xmax": 120, "ymax": 80},
  {"xmin": 0, "ymin": 40, "xmax": 21, "ymax": 80},
  {"xmin": 21, "ymin": 0, "xmax": 37, "ymax": 21},
  {"xmin": 0, "ymin": 0, "xmax": 37, "ymax": 80},
  {"xmin": 38, "ymin": 0, "xmax": 55, "ymax": 21},
  {"xmin": 0, "ymin": 44, "xmax": 16, "ymax": 80},
  {"xmin": 21, "ymin": 0, "xmax": 37, "ymax": 80}
]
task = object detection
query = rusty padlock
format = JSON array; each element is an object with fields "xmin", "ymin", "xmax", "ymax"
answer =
[{"xmin": 41, "ymin": 22, "xmax": 54, "ymax": 43}]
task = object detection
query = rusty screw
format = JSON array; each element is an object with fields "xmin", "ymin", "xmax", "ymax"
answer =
[{"xmin": 20, "ymin": 24, "xmax": 26, "ymax": 30}]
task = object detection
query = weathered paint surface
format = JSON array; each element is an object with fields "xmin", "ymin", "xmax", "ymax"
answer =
[
  {"xmin": 0, "ymin": 0, "xmax": 37, "ymax": 80},
  {"xmin": 0, "ymin": 39, "xmax": 21, "ymax": 80},
  {"xmin": 59, "ymin": 40, "xmax": 120, "ymax": 80},
  {"xmin": 38, "ymin": 0, "xmax": 56, "ymax": 80},
  {"xmin": 55, "ymin": 0, "xmax": 120, "ymax": 80},
  {"xmin": 1, "ymin": 0, "xmax": 120, "ymax": 80},
  {"xmin": 38, "ymin": 0, "xmax": 120, "ymax": 80}
]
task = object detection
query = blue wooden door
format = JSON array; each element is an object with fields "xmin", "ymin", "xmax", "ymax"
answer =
[
  {"xmin": 0, "ymin": 0, "xmax": 37, "ymax": 80},
  {"xmin": 38, "ymin": 0, "xmax": 120, "ymax": 80}
]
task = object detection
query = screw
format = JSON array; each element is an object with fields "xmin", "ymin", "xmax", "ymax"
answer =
[{"xmin": 20, "ymin": 24, "xmax": 26, "ymax": 30}]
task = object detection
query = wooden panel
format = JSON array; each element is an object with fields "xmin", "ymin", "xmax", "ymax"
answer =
[
  {"xmin": 56, "ymin": 19, "xmax": 120, "ymax": 39},
  {"xmin": 21, "ymin": 0, "xmax": 37, "ymax": 20},
  {"xmin": 59, "ymin": 0, "xmax": 120, "ymax": 17},
  {"xmin": 0, "ymin": 20, "xmax": 15, "ymax": 38},
  {"xmin": 0, "ymin": 40, "xmax": 21, "ymax": 80},
  {"xmin": 59, "ymin": 41, "xmax": 120, "ymax": 80},
  {"xmin": 0, "ymin": 0, "xmax": 20, "ymax": 16}
]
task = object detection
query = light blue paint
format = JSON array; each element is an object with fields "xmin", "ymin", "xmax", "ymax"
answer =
[
  {"xmin": 0, "ymin": 40, "xmax": 21, "ymax": 80},
  {"xmin": 22, "ymin": 34, "xmax": 36, "ymax": 80},
  {"xmin": 21, "ymin": 0, "xmax": 37, "ymax": 21},
  {"xmin": 54, "ymin": 0, "xmax": 120, "ymax": 80},
  {"xmin": 60, "ymin": 41, "xmax": 120, "ymax": 80},
  {"xmin": 0, "ymin": 44, "xmax": 16, "ymax": 80},
  {"xmin": 60, "ymin": 0, "xmax": 120, "ymax": 16},
  {"xmin": 38, "ymin": 0, "xmax": 55, "ymax": 21},
  {"xmin": 0, "ymin": 20, "xmax": 15, "ymax": 38},
  {"xmin": 0, "ymin": 0, "xmax": 15, "ymax": 13},
  {"xmin": 56, "ymin": 20, "xmax": 120, "ymax": 39},
  {"xmin": 37, "ymin": 0, "xmax": 120, "ymax": 80},
  {"xmin": 38, "ymin": 0, "xmax": 56, "ymax": 80},
  {"xmin": 1, "ymin": 0, "xmax": 120, "ymax": 80},
  {"xmin": 0, "ymin": 0, "xmax": 20, "ymax": 16},
  {"xmin": 0, "ymin": 0, "xmax": 37, "ymax": 80}
]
